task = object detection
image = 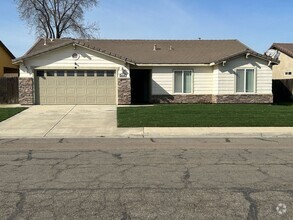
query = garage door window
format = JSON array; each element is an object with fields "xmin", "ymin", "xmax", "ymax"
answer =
[
  {"xmin": 106, "ymin": 71, "xmax": 115, "ymax": 77},
  {"xmin": 47, "ymin": 71, "xmax": 54, "ymax": 77},
  {"xmin": 67, "ymin": 71, "xmax": 75, "ymax": 77},
  {"xmin": 57, "ymin": 71, "xmax": 64, "ymax": 77},
  {"xmin": 76, "ymin": 71, "xmax": 85, "ymax": 77},
  {"xmin": 87, "ymin": 71, "xmax": 95, "ymax": 77}
]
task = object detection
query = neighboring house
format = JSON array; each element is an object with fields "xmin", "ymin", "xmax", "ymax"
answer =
[
  {"xmin": 0, "ymin": 41, "xmax": 18, "ymax": 77},
  {"xmin": 269, "ymin": 43, "xmax": 293, "ymax": 101},
  {"xmin": 13, "ymin": 38, "xmax": 278, "ymax": 105}
]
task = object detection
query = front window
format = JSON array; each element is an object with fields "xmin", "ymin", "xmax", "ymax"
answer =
[
  {"xmin": 236, "ymin": 68, "xmax": 255, "ymax": 93},
  {"xmin": 174, "ymin": 70, "xmax": 192, "ymax": 93}
]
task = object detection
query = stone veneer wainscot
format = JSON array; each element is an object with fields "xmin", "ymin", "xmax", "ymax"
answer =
[
  {"xmin": 151, "ymin": 94, "xmax": 273, "ymax": 104},
  {"xmin": 118, "ymin": 78, "xmax": 131, "ymax": 105},
  {"xmin": 19, "ymin": 77, "xmax": 34, "ymax": 105}
]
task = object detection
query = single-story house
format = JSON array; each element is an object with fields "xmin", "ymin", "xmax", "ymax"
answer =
[
  {"xmin": 0, "ymin": 41, "xmax": 19, "ymax": 77},
  {"xmin": 269, "ymin": 43, "xmax": 293, "ymax": 101},
  {"xmin": 13, "ymin": 38, "xmax": 278, "ymax": 105}
]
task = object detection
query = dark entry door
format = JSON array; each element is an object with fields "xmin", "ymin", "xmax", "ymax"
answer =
[{"xmin": 130, "ymin": 69, "xmax": 151, "ymax": 104}]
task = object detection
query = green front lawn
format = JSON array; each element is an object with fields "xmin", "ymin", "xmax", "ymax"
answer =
[
  {"xmin": 117, "ymin": 104, "xmax": 293, "ymax": 127},
  {"xmin": 0, "ymin": 108, "xmax": 27, "ymax": 122}
]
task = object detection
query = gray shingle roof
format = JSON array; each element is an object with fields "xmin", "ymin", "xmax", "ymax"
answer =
[{"xmin": 15, "ymin": 38, "xmax": 276, "ymax": 65}]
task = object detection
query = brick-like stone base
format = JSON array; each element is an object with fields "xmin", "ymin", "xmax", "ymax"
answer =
[
  {"xmin": 19, "ymin": 77, "xmax": 34, "ymax": 105},
  {"xmin": 151, "ymin": 94, "xmax": 273, "ymax": 104},
  {"xmin": 151, "ymin": 95, "xmax": 212, "ymax": 104},
  {"xmin": 118, "ymin": 78, "xmax": 131, "ymax": 105},
  {"xmin": 212, "ymin": 94, "xmax": 273, "ymax": 104}
]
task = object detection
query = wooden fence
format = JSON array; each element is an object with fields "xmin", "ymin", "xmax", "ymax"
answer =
[
  {"xmin": 0, "ymin": 77, "xmax": 19, "ymax": 104},
  {"xmin": 272, "ymin": 79, "xmax": 293, "ymax": 102}
]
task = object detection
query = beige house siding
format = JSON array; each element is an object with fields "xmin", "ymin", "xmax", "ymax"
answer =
[
  {"xmin": 193, "ymin": 67, "xmax": 213, "ymax": 94},
  {"xmin": 218, "ymin": 56, "xmax": 272, "ymax": 95},
  {"xmin": 19, "ymin": 45, "xmax": 127, "ymax": 78},
  {"xmin": 151, "ymin": 66, "xmax": 213, "ymax": 95},
  {"xmin": 272, "ymin": 52, "xmax": 293, "ymax": 79},
  {"xmin": 151, "ymin": 67, "xmax": 173, "ymax": 95},
  {"xmin": 151, "ymin": 56, "xmax": 272, "ymax": 96}
]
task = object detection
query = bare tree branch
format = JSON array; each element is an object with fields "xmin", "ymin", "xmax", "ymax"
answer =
[{"xmin": 16, "ymin": 0, "xmax": 99, "ymax": 39}]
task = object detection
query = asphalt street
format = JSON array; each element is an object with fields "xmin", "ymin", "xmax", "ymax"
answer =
[{"xmin": 0, "ymin": 138, "xmax": 292, "ymax": 220}]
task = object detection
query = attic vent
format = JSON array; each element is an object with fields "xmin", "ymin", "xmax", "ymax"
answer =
[
  {"xmin": 169, "ymin": 45, "xmax": 173, "ymax": 50},
  {"xmin": 153, "ymin": 44, "xmax": 157, "ymax": 51},
  {"xmin": 72, "ymin": 53, "xmax": 80, "ymax": 60}
]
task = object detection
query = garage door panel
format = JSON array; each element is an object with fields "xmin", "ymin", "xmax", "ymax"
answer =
[
  {"xmin": 76, "ymin": 88, "xmax": 86, "ymax": 95},
  {"xmin": 97, "ymin": 88, "xmax": 106, "ymax": 95},
  {"xmin": 66, "ymin": 97, "xmax": 76, "ymax": 104},
  {"xmin": 106, "ymin": 97, "xmax": 115, "ymax": 104},
  {"xmin": 77, "ymin": 79, "xmax": 86, "ymax": 86},
  {"xmin": 86, "ymin": 96, "xmax": 97, "ymax": 104},
  {"xmin": 47, "ymin": 88, "xmax": 57, "ymax": 96},
  {"xmin": 97, "ymin": 97, "xmax": 106, "ymax": 104},
  {"xmin": 67, "ymin": 79, "xmax": 76, "ymax": 86},
  {"xmin": 47, "ymin": 79, "xmax": 57, "ymax": 86},
  {"xmin": 106, "ymin": 88, "xmax": 115, "ymax": 95},
  {"xmin": 56, "ymin": 97, "xmax": 66, "ymax": 103},
  {"xmin": 56, "ymin": 88, "xmax": 66, "ymax": 95},
  {"xmin": 86, "ymin": 88, "xmax": 96, "ymax": 95},
  {"xmin": 37, "ymin": 70, "xmax": 116, "ymax": 104},
  {"xmin": 57, "ymin": 79, "xmax": 66, "ymax": 86},
  {"xmin": 86, "ymin": 79, "xmax": 97, "ymax": 86},
  {"xmin": 65, "ymin": 88, "xmax": 75, "ymax": 94},
  {"xmin": 46, "ymin": 97, "xmax": 57, "ymax": 104}
]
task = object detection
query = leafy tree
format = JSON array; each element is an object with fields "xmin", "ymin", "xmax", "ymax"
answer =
[{"xmin": 16, "ymin": 0, "xmax": 99, "ymax": 39}]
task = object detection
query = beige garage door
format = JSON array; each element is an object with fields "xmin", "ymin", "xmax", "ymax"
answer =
[{"xmin": 36, "ymin": 70, "xmax": 116, "ymax": 104}]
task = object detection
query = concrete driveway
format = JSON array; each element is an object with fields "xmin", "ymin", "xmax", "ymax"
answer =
[{"xmin": 0, "ymin": 105, "xmax": 142, "ymax": 138}]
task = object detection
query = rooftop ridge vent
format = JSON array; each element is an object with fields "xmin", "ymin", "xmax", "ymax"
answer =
[{"xmin": 153, "ymin": 44, "xmax": 157, "ymax": 51}]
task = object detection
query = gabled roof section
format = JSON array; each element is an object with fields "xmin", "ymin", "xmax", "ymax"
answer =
[
  {"xmin": 214, "ymin": 48, "xmax": 279, "ymax": 65},
  {"xmin": 0, "ymin": 41, "xmax": 15, "ymax": 59},
  {"xmin": 271, "ymin": 43, "xmax": 293, "ymax": 58},
  {"xmin": 14, "ymin": 38, "xmax": 277, "ymax": 65}
]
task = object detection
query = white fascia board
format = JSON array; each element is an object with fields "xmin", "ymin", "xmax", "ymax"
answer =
[{"xmin": 135, "ymin": 63, "xmax": 210, "ymax": 67}]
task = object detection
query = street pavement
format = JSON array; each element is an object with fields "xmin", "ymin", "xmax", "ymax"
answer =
[{"xmin": 0, "ymin": 138, "xmax": 292, "ymax": 220}]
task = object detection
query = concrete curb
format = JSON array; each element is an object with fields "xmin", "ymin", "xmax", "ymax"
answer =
[{"xmin": 143, "ymin": 127, "xmax": 293, "ymax": 138}]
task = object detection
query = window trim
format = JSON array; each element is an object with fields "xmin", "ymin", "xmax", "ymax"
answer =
[
  {"xmin": 234, "ymin": 68, "xmax": 256, "ymax": 94},
  {"xmin": 173, "ymin": 70, "xmax": 193, "ymax": 94}
]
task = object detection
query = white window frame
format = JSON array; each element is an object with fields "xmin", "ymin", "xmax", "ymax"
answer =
[
  {"xmin": 173, "ymin": 70, "xmax": 193, "ymax": 94},
  {"xmin": 235, "ymin": 68, "xmax": 256, "ymax": 94}
]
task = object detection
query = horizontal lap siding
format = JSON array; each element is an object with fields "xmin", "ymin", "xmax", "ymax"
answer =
[
  {"xmin": 194, "ymin": 67, "xmax": 213, "ymax": 94},
  {"xmin": 152, "ymin": 67, "xmax": 173, "ymax": 95},
  {"xmin": 218, "ymin": 56, "xmax": 272, "ymax": 95},
  {"xmin": 257, "ymin": 65, "xmax": 272, "ymax": 94},
  {"xmin": 152, "ymin": 67, "xmax": 214, "ymax": 95}
]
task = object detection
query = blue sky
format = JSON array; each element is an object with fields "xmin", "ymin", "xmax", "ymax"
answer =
[{"xmin": 1, "ymin": 0, "xmax": 293, "ymax": 57}]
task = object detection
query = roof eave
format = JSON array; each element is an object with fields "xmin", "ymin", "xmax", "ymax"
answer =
[
  {"xmin": 135, "ymin": 63, "xmax": 211, "ymax": 67},
  {"xmin": 270, "ymin": 43, "xmax": 293, "ymax": 59},
  {"xmin": 214, "ymin": 50, "xmax": 279, "ymax": 65}
]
